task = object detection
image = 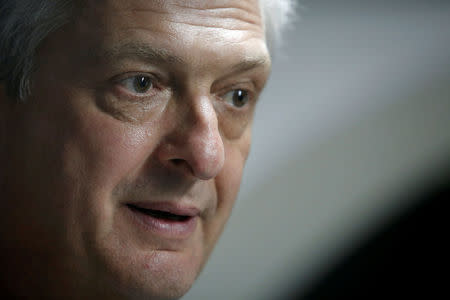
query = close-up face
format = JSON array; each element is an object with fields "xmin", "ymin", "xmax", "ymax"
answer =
[{"xmin": 0, "ymin": 0, "xmax": 270, "ymax": 299}]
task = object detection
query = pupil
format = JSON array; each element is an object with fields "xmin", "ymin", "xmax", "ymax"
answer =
[
  {"xmin": 134, "ymin": 76, "xmax": 151, "ymax": 92},
  {"xmin": 233, "ymin": 90, "xmax": 247, "ymax": 107}
]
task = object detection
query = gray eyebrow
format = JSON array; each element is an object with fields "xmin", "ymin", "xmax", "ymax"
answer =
[
  {"xmin": 103, "ymin": 42, "xmax": 186, "ymax": 65},
  {"xmin": 229, "ymin": 56, "xmax": 269, "ymax": 73}
]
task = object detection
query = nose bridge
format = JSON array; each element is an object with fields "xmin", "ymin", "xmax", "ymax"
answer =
[
  {"xmin": 163, "ymin": 94, "xmax": 225, "ymax": 180},
  {"xmin": 191, "ymin": 96, "xmax": 219, "ymax": 147},
  {"xmin": 189, "ymin": 95, "xmax": 223, "ymax": 167}
]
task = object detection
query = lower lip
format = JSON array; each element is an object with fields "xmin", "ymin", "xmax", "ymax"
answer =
[{"xmin": 125, "ymin": 205, "xmax": 198, "ymax": 239}]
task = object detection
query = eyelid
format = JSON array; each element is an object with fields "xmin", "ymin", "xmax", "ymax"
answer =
[
  {"xmin": 217, "ymin": 82, "xmax": 256, "ymax": 100},
  {"xmin": 112, "ymin": 73, "xmax": 162, "ymax": 97},
  {"xmin": 114, "ymin": 72, "xmax": 158, "ymax": 84},
  {"xmin": 216, "ymin": 80, "xmax": 253, "ymax": 93}
]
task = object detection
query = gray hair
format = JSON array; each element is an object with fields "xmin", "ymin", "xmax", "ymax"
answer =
[{"xmin": 0, "ymin": 0, "xmax": 295, "ymax": 102}]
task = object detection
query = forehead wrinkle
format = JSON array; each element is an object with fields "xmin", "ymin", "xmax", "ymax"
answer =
[
  {"xmin": 116, "ymin": 0, "xmax": 263, "ymax": 35},
  {"xmin": 159, "ymin": 18, "xmax": 261, "ymax": 33},
  {"xmin": 163, "ymin": 5, "xmax": 262, "ymax": 33},
  {"xmin": 107, "ymin": 0, "xmax": 262, "ymax": 26},
  {"xmin": 169, "ymin": 0, "xmax": 260, "ymax": 15},
  {"xmin": 169, "ymin": 5, "xmax": 262, "ymax": 28}
]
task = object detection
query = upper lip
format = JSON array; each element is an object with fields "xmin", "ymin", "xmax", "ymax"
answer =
[{"xmin": 126, "ymin": 201, "xmax": 201, "ymax": 217}]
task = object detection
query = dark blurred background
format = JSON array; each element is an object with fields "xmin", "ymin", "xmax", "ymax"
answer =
[{"xmin": 183, "ymin": 1, "xmax": 450, "ymax": 299}]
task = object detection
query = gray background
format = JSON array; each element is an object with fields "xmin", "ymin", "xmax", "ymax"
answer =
[{"xmin": 183, "ymin": 1, "xmax": 450, "ymax": 299}]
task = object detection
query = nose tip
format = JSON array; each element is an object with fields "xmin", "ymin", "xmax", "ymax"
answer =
[{"xmin": 183, "ymin": 130, "xmax": 225, "ymax": 180}]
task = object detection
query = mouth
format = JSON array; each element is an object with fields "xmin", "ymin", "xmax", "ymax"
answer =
[
  {"xmin": 124, "ymin": 202, "xmax": 199, "ymax": 239},
  {"xmin": 126, "ymin": 204, "xmax": 191, "ymax": 222}
]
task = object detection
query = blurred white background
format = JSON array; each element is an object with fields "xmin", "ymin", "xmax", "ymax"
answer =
[{"xmin": 183, "ymin": 1, "xmax": 450, "ymax": 299}]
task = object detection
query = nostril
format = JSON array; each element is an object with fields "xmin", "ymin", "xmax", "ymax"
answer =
[
  {"xmin": 169, "ymin": 158, "xmax": 194, "ymax": 176},
  {"xmin": 171, "ymin": 159, "xmax": 184, "ymax": 166}
]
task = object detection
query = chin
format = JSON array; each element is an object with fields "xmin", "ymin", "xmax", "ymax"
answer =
[{"xmin": 89, "ymin": 241, "xmax": 204, "ymax": 300}]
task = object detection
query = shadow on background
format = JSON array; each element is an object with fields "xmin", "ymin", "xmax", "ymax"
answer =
[{"xmin": 286, "ymin": 160, "xmax": 449, "ymax": 299}]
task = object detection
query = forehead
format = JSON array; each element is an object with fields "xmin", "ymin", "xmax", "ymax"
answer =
[{"xmin": 73, "ymin": 0, "xmax": 268, "ymax": 69}]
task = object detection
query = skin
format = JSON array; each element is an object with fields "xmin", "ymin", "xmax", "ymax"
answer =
[{"xmin": 0, "ymin": 0, "xmax": 270, "ymax": 299}]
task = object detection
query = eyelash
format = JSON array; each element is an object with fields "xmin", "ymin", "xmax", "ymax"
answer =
[{"xmin": 115, "ymin": 74, "xmax": 158, "ymax": 96}]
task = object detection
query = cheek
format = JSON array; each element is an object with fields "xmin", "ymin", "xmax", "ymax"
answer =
[
  {"xmin": 66, "ymin": 109, "xmax": 157, "ymax": 197},
  {"xmin": 218, "ymin": 140, "xmax": 250, "ymax": 211},
  {"xmin": 61, "ymin": 103, "xmax": 161, "ymax": 244}
]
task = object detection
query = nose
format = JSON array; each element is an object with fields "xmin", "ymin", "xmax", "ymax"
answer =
[{"xmin": 156, "ymin": 96, "xmax": 225, "ymax": 180}]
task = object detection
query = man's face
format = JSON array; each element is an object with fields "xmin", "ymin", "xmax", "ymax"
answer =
[{"xmin": 0, "ymin": 0, "xmax": 270, "ymax": 299}]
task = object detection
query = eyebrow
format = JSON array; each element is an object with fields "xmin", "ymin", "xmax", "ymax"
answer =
[
  {"xmin": 229, "ymin": 56, "xmax": 269, "ymax": 74},
  {"xmin": 103, "ymin": 42, "xmax": 186, "ymax": 65},
  {"xmin": 102, "ymin": 42, "xmax": 270, "ymax": 73}
]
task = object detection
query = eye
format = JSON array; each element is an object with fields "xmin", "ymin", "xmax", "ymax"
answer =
[
  {"xmin": 222, "ymin": 89, "xmax": 250, "ymax": 108},
  {"xmin": 119, "ymin": 75, "xmax": 153, "ymax": 94}
]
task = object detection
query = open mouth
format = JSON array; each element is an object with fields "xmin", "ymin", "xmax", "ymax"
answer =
[{"xmin": 126, "ymin": 204, "xmax": 191, "ymax": 222}]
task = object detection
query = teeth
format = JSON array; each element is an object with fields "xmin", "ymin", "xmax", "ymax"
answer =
[{"xmin": 128, "ymin": 204, "xmax": 189, "ymax": 221}]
